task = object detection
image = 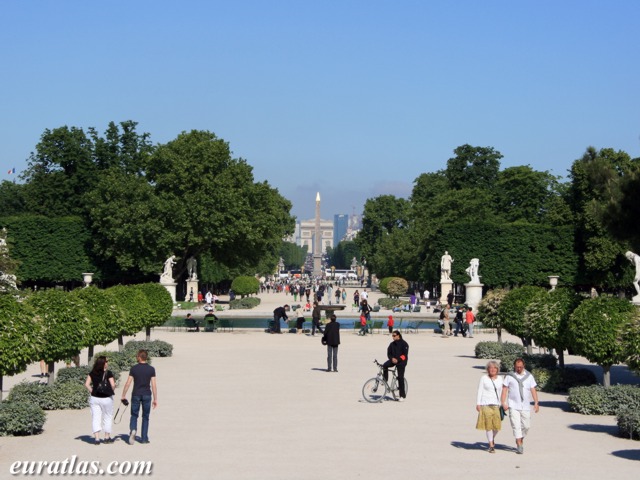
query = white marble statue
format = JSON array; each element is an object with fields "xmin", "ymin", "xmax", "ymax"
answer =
[
  {"xmin": 625, "ymin": 251, "xmax": 640, "ymax": 299},
  {"xmin": 186, "ymin": 256, "xmax": 198, "ymax": 280},
  {"xmin": 160, "ymin": 255, "xmax": 176, "ymax": 283},
  {"xmin": 465, "ymin": 258, "xmax": 480, "ymax": 283},
  {"xmin": 440, "ymin": 251, "xmax": 453, "ymax": 281}
]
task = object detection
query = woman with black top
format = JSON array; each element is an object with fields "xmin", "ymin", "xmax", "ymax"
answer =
[{"xmin": 84, "ymin": 355, "xmax": 116, "ymax": 445}]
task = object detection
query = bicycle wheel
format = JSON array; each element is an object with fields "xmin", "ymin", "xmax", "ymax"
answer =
[
  {"xmin": 362, "ymin": 377, "xmax": 388, "ymax": 403},
  {"xmin": 390, "ymin": 377, "xmax": 409, "ymax": 397}
]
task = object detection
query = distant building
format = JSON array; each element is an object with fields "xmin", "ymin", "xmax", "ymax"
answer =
[
  {"xmin": 333, "ymin": 214, "xmax": 349, "ymax": 247},
  {"xmin": 299, "ymin": 218, "xmax": 333, "ymax": 253}
]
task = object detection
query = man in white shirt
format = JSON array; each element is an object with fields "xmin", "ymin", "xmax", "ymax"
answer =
[
  {"xmin": 501, "ymin": 358, "xmax": 539, "ymax": 454},
  {"xmin": 360, "ymin": 289, "xmax": 368, "ymax": 301}
]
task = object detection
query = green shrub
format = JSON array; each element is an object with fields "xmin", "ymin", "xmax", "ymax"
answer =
[
  {"xmin": 124, "ymin": 340, "xmax": 173, "ymax": 358},
  {"xmin": 378, "ymin": 278, "xmax": 390, "ymax": 295},
  {"xmin": 475, "ymin": 341, "xmax": 524, "ymax": 359},
  {"xmin": 56, "ymin": 366, "xmax": 120, "ymax": 385},
  {"xmin": 531, "ymin": 368, "xmax": 552, "ymax": 391},
  {"xmin": 229, "ymin": 297, "xmax": 261, "ymax": 309},
  {"xmin": 387, "ymin": 278, "xmax": 409, "ymax": 297},
  {"xmin": 378, "ymin": 297, "xmax": 404, "ymax": 310},
  {"xmin": 92, "ymin": 350, "xmax": 140, "ymax": 373},
  {"xmin": 41, "ymin": 382, "xmax": 88, "ymax": 410},
  {"xmin": 230, "ymin": 276, "xmax": 260, "ymax": 297},
  {"xmin": 496, "ymin": 352, "xmax": 556, "ymax": 372},
  {"xmin": 617, "ymin": 407, "xmax": 640, "ymax": 440},
  {"xmin": 568, "ymin": 385, "xmax": 640, "ymax": 415},
  {"xmin": 0, "ymin": 401, "xmax": 46, "ymax": 436},
  {"xmin": 7, "ymin": 381, "xmax": 88, "ymax": 410}
]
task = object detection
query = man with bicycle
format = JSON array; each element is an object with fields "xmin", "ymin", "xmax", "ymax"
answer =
[{"xmin": 384, "ymin": 331, "xmax": 409, "ymax": 401}]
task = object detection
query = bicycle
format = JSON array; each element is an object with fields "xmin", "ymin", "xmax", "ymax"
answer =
[{"xmin": 362, "ymin": 359, "xmax": 409, "ymax": 403}]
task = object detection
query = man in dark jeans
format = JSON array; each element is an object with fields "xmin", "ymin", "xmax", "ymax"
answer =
[
  {"xmin": 272, "ymin": 305, "xmax": 289, "ymax": 333},
  {"xmin": 121, "ymin": 350, "xmax": 157, "ymax": 445},
  {"xmin": 383, "ymin": 331, "xmax": 409, "ymax": 401},
  {"xmin": 311, "ymin": 301, "xmax": 324, "ymax": 336},
  {"xmin": 322, "ymin": 314, "xmax": 340, "ymax": 372}
]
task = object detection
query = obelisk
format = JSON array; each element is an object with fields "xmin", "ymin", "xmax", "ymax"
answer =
[{"xmin": 313, "ymin": 192, "xmax": 323, "ymax": 277}]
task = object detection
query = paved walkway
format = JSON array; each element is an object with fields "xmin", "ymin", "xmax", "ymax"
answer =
[{"xmin": 1, "ymin": 291, "xmax": 639, "ymax": 479}]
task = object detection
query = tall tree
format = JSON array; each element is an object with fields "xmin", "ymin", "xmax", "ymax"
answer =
[{"xmin": 445, "ymin": 144, "xmax": 502, "ymax": 190}]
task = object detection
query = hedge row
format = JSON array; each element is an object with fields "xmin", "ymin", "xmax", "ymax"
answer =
[
  {"xmin": 229, "ymin": 297, "xmax": 261, "ymax": 309},
  {"xmin": 568, "ymin": 385, "xmax": 640, "ymax": 415}
]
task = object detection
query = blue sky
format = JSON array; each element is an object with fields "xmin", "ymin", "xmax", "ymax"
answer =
[{"xmin": 1, "ymin": 1, "xmax": 639, "ymax": 220}]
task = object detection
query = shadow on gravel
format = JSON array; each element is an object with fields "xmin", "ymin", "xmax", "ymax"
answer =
[
  {"xmin": 568, "ymin": 423, "xmax": 619, "ymax": 437},
  {"xmin": 611, "ymin": 449, "xmax": 640, "ymax": 461},
  {"xmin": 75, "ymin": 435, "xmax": 97, "ymax": 445},
  {"xmin": 538, "ymin": 400, "xmax": 571, "ymax": 412}
]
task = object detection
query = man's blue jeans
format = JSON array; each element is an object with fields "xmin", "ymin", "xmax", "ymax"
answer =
[{"xmin": 130, "ymin": 395, "xmax": 152, "ymax": 441}]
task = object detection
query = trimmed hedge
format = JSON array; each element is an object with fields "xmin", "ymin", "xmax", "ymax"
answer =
[
  {"xmin": 378, "ymin": 297, "xmax": 406, "ymax": 309},
  {"xmin": 475, "ymin": 341, "xmax": 524, "ymax": 360},
  {"xmin": 229, "ymin": 297, "xmax": 261, "ymax": 309},
  {"xmin": 123, "ymin": 340, "xmax": 173, "ymax": 358},
  {"xmin": 531, "ymin": 367, "xmax": 597, "ymax": 393},
  {"xmin": 56, "ymin": 366, "xmax": 121, "ymax": 385},
  {"xmin": 0, "ymin": 401, "xmax": 46, "ymax": 436},
  {"xmin": 568, "ymin": 385, "xmax": 640, "ymax": 415},
  {"xmin": 7, "ymin": 381, "xmax": 88, "ymax": 410},
  {"xmin": 617, "ymin": 407, "xmax": 640, "ymax": 440},
  {"xmin": 92, "ymin": 350, "xmax": 140, "ymax": 374}
]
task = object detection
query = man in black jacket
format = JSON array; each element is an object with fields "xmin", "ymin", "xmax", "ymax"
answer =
[
  {"xmin": 322, "ymin": 314, "xmax": 341, "ymax": 372},
  {"xmin": 383, "ymin": 331, "xmax": 409, "ymax": 401},
  {"xmin": 272, "ymin": 305, "xmax": 289, "ymax": 333},
  {"xmin": 311, "ymin": 301, "xmax": 324, "ymax": 336}
]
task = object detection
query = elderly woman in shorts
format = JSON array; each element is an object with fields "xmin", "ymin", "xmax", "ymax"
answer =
[{"xmin": 475, "ymin": 360, "xmax": 503, "ymax": 453}]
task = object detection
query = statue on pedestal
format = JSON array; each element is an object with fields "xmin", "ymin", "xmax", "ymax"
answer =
[
  {"xmin": 440, "ymin": 251, "xmax": 453, "ymax": 281},
  {"xmin": 625, "ymin": 251, "xmax": 640, "ymax": 300},
  {"xmin": 186, "ymin": 256, "xmax": 198, "ymax": 280},
  {"xmin": 160, "ymin": 255, "xmax": 176, "ymax": 283},
  {"xmin": 465, "ymin": 258, "xmax": 480, "ymax": 284}
]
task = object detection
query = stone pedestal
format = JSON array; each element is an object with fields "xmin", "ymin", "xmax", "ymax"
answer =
[
  {"xmin": 440, "ymin": 279, "xmax": 453, "ymax": 304},
  {"xmin": 465, "ymin": 282, "xmax": 484, "ymax": 311},
  {"xmin": 186, "ymin": 279, "xmax": 199, "ymax": 302},
  {"xmin": 632, "ymin": 295, "xmax": 640, "ymax": 306},
  {"xmin": 161, "ymin": 282, "xmax": 177, "ymax": 302}
]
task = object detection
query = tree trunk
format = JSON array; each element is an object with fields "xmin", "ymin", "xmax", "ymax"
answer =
[
  {"xmin": 558, "ymin": 350, "xmax": 565, "ymax": 369},
  {"xmin": 497, "ymin": 327, "xmax": 502, "ymax": 343},
  {"xmin": 88, "ymin": 345, "xmax": 94, "ymax": 365},
  {"xmin": 0, "ymin": 376, "xmax": 3, "ymax": 402},
  {"xmin": 47, "ymin": 361, "xmax": 55, "ymax": 386},
  {"xmin": 118, "ymin": 334, "xmax": 124, "ymax": 352},
  {"xmin": 146, "ymin": 326, "xmax": 151, "ymax": 342},
  {"xmin": 602, "ymin": 365, "xmax": 611, "ymax": 387}
]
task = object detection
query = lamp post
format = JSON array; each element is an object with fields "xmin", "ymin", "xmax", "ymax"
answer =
[{"xmin": 331, "ymin": 266, "xmax": 335, "ymax": 280}]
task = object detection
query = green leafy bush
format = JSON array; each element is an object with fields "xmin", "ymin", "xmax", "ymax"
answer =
[
  {"xmin": 92, "ymin": 350, "xmax": 140, "ymax": 373},
  {"xmin": 568, "ymin": 385, "xmax": 640, "ymax": 415},
  {"xmin": 617, "ymin": 407, "xmax": 640, "ymax": 440},
  {"xmin": 378, "ymin": 278, "xmax": 390, "ymax": 295},
  {"xmin": 475, "ymin": 341, "xmax": 524, "ymax": 359},
  {"xmin": 133, "ymin": 283, "xmax": 173, "ymax": 330},
  {"xmin": 7, "ymin": 381, "xmax": 88, "ymax": 410},
  {"xmin": 531, "ymin": 367, "xmax": 597, "ymax": 393},
  {"xmin": 230, "ymin": 276, "xmax": 260, "ymax": 297},
  {"xmin": 124, "ymin": 340, "xmax": 173, "ymax": 358},
  {"xmin": 56, "ymin": 366, "xmax": 120, "ymax": 385},
  {"xmin": 229, "ymin": 297, "xmax": 261, "ymax": 309},
  {"xmin": 0, "ymin": 401, "xmax": 46, "ymax": 436},
  {"xmin": 378, "ymin": 297, "xmax": 405, "ymax": 309}
]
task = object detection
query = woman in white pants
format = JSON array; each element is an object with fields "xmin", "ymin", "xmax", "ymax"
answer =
[{"xmin": 85, "ymin": 356, "xmax": 116, "ymax": 445}]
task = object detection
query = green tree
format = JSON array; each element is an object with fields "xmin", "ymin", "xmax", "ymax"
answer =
[
  {"xmin": 88, "ymin": 130, "xmax": 294, "ymax": 278},
  {"xmin": 330, "ymin": 240, "xmax": 360, "ymax": 270},
  {"xmin": 0, "ymin": 295, "xmax": 42, "ymax": 400},
  {"xmin": 498, "ymin": 286, "xmax": 547, "ymax": 353},
  {"xmin": 524, "ymin": 288, "xmax": 582, "ymax": 368},
  {"xmin": 567, "ymin": 147, "xmax": 635, "ymax": 287},
  {"xmin": 568, "ymin": 296, "xmax": 635, "ymax": 386},
  {"xmin": 0, "ymin": 181, "xmax": 26, "ymax": 216},
  {"xmin": 25, "ymin": 290, "xmax": 87, "ymax": 384},
  {"xmin": 476, "ymin": 288, "xmax": 509, "ymax": 342},
  {"xmin": 71, "ymin": 287, "xmax": 123, "ymax": 363},
  {"xmin": 134, "ymin": 283, "xmax": 173, "ymax": 341},
  {"xmin": 107, "ymin": 285, "xmax": 149, "ymax": 351},
  {"xmin": 355, "ymin": 195, "xmax": 410, "ymax": 275},
  {"xmin": 231, "ymin": 276, "xmax": 260, "ymax": 297},
  {"xmin": 445, "ymin": 144, "xmax": 502, "ymax": 190},
  {"xmin": 279, "ymin": 241, "xmax": 308, "ymax": 271}
]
